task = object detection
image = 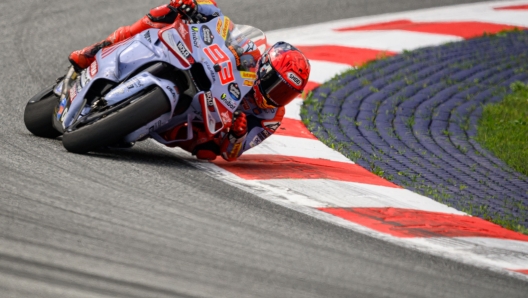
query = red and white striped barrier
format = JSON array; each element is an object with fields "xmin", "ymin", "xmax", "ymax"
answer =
[{"xmin": 166, "ymin": 1, "xmax": 528, "ymax": 279}]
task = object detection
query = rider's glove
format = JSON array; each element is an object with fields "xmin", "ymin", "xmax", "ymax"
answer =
[
  {"xmin": 169, "ymin": 0, "xmax": 198, "ymax": 15},
  {"xmin": 230, "ymin": 111, "xmax": 247, "ymax": 138}
]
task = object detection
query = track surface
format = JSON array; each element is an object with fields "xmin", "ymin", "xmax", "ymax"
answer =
[{"xmin": 2, "ymin": 0, "xmax": 527, "ymax": 297}]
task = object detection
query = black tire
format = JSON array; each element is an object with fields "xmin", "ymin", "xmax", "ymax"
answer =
[
  {"xmin": 62, "ymin": 87, "xmax": 170, "ymax": 154},
  {"xmin": 23, "ymin": 86, "xmax": 62, "ymax": 139}
]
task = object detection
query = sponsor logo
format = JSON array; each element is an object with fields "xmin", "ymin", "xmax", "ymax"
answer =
[
  {"xmin": 228, "ymin": 46, "xmax": 241, "ymax": 67},
  {"xmin": 207, "ymin": 113, "xmax": 216, "ymax": 131},
  {"xmin": 243, "ymin": 80, "xmax": 253, "ymax": 87},
  {"xmin": 244, "ymin": 41, "xmax": 256, "ymax": 52},
  {"xmin": 80, "ymin": 70, "xmax": 91, "ymax": 87},
  {"xmin": 166, "ymin": 86, "xmax": 177, "ymax": 100},
  {"xmin": 177, "ymin": 22, "xmax": 188, "ymax": 39},
  {"xmin": 240, "ymin": 71, "xmax": 257, "ymax": 80},
  {"xmin": 220, "ymin": 95, "xmax": 237, "ymax": 110},
  {"xmin": 287, "ymin": 72, "xmax": 303, "ymax": 87},
  {"xmin": 144, "ymin": 30, "xmax": 152, "ymax": 43},
  {"xmin": 56, "ymin": 98, "xmax": 68, "ymax": 120},
  {"xmin": 89, "ymin": 61, "xmax": 98, "ymax": 77},
  {"xmin": 260, "ymin": 129, "xmax": 272, "ymax": 139},
  {"xmin": 228, "ymin": 83, "xmax": 241, "ymax": 101},
  {"xmin": 127, "ymin": 77, "xmax": 143, "ymax": 90},
  {"xmin": 229, "ymin": 142, "xmax": 243, "ymax": 159},
  {"xmin": 216, "ymin": 19, "xmax": 223, "ymax": 35},
  {"xmin": 69, "ymin": 83, "xmax": 78, "ymax": 102},
  {"xmin": 221, "ymin": 17, "xmax": 231, "ymax": 40},
  {"xmin": 263, "ymin": 121, "xmax": 281, "ymax": 132},
  {"xmin": 205, "ymin": 91, "xmax": 215, "ymax": 112},
  {"xmin": 200, "ymin": 25, "xmax": 214, "ymax": 46},
  {"xmin": 191, "ymin": 26, "xmax": 200, "ymax": 48},
  {"xmin": 204, "ymin": 61, "xmax": 216, "ymax": 83},
  {"xmin": 249, "ymin": 136, "xmax": 261, "ymax": 148},
  {"xmin": 177, "ymin": 41, "xmax": 191, "ymax": 59},
  {"xmin": 197, "ymin": 0, "xmax": 214, "ymax": 4},
  {"xmin": 60, "ymin": 107, "xmax": 69, "ymax": 122},
  {"xmin": 149, "ymin": 120, "xmax": 163, "ymax": 133},
  {"xmin": 220, "ymin": 111, "xmax": 231, "ymax": 125},
  {"xmin": 249, "ymin": 130, "xmax": 272, "ymax": 148}
]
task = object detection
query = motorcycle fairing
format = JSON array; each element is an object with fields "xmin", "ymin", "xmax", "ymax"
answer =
[
  {"xmin": 158, "ymin": 16, "xmax": 257, "ymax": 113},
  {"xmin": 55, "ymin": 29, "xmax": 179, "ymax": 131}
]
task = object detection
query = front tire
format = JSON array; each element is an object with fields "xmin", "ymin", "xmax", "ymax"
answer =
[
  {"xmin": 62, "ymin": 87, "xmax": 171, "ymax": 154},
  {"xmin": 23, "ymin": 85, "xmax": 61, "ymax": 139}
]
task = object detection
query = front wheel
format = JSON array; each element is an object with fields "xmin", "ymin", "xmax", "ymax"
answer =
[
  {"xmin": 23, "ymin": 85, "xmax": 62, "ymax": 139},
  {"xmin": 62, "ymin": 87, "xmax": 171, "ymax": 154}
]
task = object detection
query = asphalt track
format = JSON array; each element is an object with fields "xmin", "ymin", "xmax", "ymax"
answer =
[{"xmin": 1, "ymin": 0, "xmax": 527, "ymax": 297}]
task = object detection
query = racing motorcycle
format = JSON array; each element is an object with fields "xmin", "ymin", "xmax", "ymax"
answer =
[{"xmin": 23, "ymin": 14, "xmax": 266, "ymax": 154}]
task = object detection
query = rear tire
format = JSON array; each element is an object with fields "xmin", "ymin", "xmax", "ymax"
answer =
[
  {"xmin": 62, "ymin": 87, "xmax": 171, "ymax": 154},
  {"xmin": 23, "ymin": 85, "xmax": 61, "ymax": 139}
]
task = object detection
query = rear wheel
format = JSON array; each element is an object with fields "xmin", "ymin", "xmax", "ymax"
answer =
[
  {"xmin": 62, "ymin": 87, "xmax": 170, "ymax": 154},
  {"xmin": 23, "ymin": 85, "xmax": 61, "ymax": 139}
]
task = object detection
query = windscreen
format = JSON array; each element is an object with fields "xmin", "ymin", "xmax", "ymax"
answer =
[{"xmin": 225, "ymin": 25, "xmax": 267, "ymax": 72}]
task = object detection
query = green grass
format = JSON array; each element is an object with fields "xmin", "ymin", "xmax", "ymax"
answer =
[{"xmin": 476, "ymin": 81, "xmax": 528, "ymax": 177}]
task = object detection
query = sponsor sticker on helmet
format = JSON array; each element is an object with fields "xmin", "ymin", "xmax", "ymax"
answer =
[{"xmin": 287, "ymin": 72, "xmax": 303, "ymax": 87}]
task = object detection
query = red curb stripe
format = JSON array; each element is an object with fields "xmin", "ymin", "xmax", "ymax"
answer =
[
  {"xmin": 213, "ymin": 155, "xmax": 400, "ymax": 187},
  {"xmin": 514, "ymin": 269, "xmax": 528, "ymax": 275},
  {"xmin": 304, "ymin": 81, "xmax": 321, "ymax": 94},
  {"xmin": 275, "ymin": 118, "xmax": 318, "ymax": 139},
  {"xmin": 494, "ymin": 4, "xmax": 528, "ymax": 10},
  {"xmin": 296, "ymin": 45, "xmax": 396, "ymax": 66},
  {"xmin": 319, "ymin": 207, "xmax": 528, "ymax": 241},
  {"xmin": 335, "ymin": 20, "xmax": 526, "ymax": 39}
]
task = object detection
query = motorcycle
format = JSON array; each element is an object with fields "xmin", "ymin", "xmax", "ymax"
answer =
[{"xmin": 23, "ymin": 14, "xmax": 266, "ymax": 155}]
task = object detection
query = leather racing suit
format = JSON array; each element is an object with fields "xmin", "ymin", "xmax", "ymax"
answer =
[{"xmin": 69, "ymin": 1, "xmax": 286, "ymax": 162}]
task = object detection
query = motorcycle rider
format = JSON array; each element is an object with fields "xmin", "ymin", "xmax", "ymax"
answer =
[{"xmin": 69, "ymin": 0, "xmax": 311, "ymax": 162}]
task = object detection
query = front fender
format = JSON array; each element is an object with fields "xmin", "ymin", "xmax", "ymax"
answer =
[{"xmin": 104, "ymin": 72, "xmax": 179, "ymax": 113}]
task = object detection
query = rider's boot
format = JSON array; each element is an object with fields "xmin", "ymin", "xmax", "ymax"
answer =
[
  {"xmin": 68, "ymin": 40, "xmax": 112, "ymax": 71},
  {"xmin": 68, "ymin": 14, "xmax": 168, "ymax": 71}
]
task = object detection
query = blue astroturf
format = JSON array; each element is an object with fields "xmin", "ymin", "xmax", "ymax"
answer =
[{"xmin": 302, "ymin": 30, "xmax": 528, "ymax": 229}]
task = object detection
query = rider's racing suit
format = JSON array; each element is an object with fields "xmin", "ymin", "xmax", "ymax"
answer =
[{"xmin": 69, "ymin": 1, "xmax": 286, "ymax": 162}]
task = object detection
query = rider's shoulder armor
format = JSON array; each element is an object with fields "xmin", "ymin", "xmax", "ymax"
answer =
[{"xmin": 147, "ymin": 5, "xmax": 178, "ymax": 24}]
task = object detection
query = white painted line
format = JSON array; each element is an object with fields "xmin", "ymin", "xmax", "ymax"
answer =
[
  {"xmin": 269, "ymin": 30, "xmax": 462, "ymax": 53},
  {"xmin": 243, "ymin": 134, "xmax": 354, "ymax": 163},
  {"xmin": 308, "ymin": 60, "xmax": 351, "ymax": 84},
  {"xmin": 284, "ymin": 98, "xmax": 304, "ymax": 120},
  {"xmin": 265, "ymin": 1, "xmax": 527, "ymax": 38},
  {"xmin": 257, "ymin": 179, "xmax": 466, "ymax": 214},
  {"xmin": 407, "ymin": 237, "xmax": 528, "ymax": 270}
]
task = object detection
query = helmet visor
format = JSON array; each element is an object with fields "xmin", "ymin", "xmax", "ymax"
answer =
[{"xmin": 258, "ymin": 56, "xmax": 301, "ymax": 106}]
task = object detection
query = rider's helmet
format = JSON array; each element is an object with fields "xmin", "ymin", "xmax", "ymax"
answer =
[{"xmin": 253, "ymin": 42, "xmax": 311, "ymax": 109}]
